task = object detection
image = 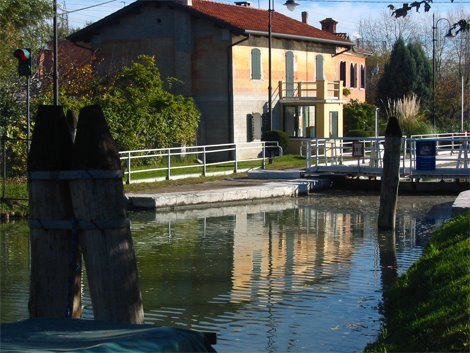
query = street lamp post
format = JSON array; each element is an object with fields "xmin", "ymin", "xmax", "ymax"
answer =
[
  {"xmin": 267, "ymin": 0, "xmax": 298, "ymax": 131},
  {"xmin": 53, "ymin": 0, "xmax": 59, "ymax": 106},
  {"xmin": 461, "ymin": 75, "xmax": 464, "ymax": 132},
  {"xmin": 268, "ymin": 0, "xmax": 273, "ymax": 131},
  {"xmin": 432, "ymin": 14, "xmax": 454, "ymax": 127}
]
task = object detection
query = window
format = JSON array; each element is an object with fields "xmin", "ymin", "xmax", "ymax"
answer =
[
  {"xmin": 339, "ymin": 61, "xmax": 346, "ymax": 86},
  {"xmin": 360, "ymin": 64, "xmax": 365, "ymax": 89},
  {"xmin": 251, "ymin": 48, "xmax": 261, "ymax": 80},
  {"xmin": 350, "ymin": 63, "xmax": 357, "ymax": 88}
]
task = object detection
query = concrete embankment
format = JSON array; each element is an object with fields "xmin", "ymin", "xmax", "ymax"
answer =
[
  {"xmin": 125, "ymin": 170, "xmax": 470, "ymax": 212},
  {"xmin": 126, "ymin": 180, "xmax": 311, "ymax": 210},
  {"xmin": 452, "ymin": 189, "xmax": 470, "ymax": 216}
]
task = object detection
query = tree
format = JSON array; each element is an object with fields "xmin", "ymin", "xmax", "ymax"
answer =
[
  {"xmin": 358, "ymin": 11, "xmax": 427, "ymax": 104},
  {"xmin": 96, "ymin": 55, "xmax": 200, "ymax": 151},
  {"xmin": 376, "ymin": 38, "xmax": 432, "ymax": 111},
  {"xmin": 0, "ymin": 0, "xmax": 53, "ymax": 82},
  {"xmin": 0, "ymin": 0, "xmax": 53, "ymax": 176},
  {"xmin": 388, "ymin": 1, "xmax": 469, "ymax": 34},
  {"xmin": 407, "ymin": 41, "xmax": 432, "ymax": 109},
  {"xmin": 358, "ymin": 8, "xmax": 468, "ymax": 131},
  {"xmin": 377, "ymin": 37, "xmax": 415, "ymax": 106}
]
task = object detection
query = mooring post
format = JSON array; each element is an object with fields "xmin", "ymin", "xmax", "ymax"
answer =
[
  {"xmin": 28, "ymin": 105, "xmax": 82, "ymax": 318},
  {"xmin": 66, "ymin": 109, "xmax": 78, "ymax": 143},
  {"xmin": 70, "ymin": 104, "xmax": 144, "ymax": 324},
  {"xmin": 378, "ymin": 116, "xmax": 402, "ymax": 231}
]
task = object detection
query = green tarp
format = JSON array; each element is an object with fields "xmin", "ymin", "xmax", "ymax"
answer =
[{"xmin": 0, "ymin": 318, "xmax": 216, "ymax": 352}]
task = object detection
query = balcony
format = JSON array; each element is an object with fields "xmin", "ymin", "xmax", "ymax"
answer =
[{"xmin": 278, "ymin": 80, "xmax": 344, "ymax": 102}]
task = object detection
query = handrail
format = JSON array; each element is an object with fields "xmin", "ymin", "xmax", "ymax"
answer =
[
  {"xmin": 304, "ymin": 134, "xmax": 470, "ymax": 179},
  {"xmin": 119, "ymin": 141, "xmax": 282, "ymax": 184}
]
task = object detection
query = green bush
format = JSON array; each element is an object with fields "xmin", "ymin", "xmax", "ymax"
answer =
[
  {"xmin": 343, "ymin": 99, "xmax": 377, "ymax": 137},
  {"xmin": 262, "ymin": 130, "xmax": 289, "ymax": 151},
  {"xmin": 347, "ymin": 129, "xmax": 374, "ymax": 137}
]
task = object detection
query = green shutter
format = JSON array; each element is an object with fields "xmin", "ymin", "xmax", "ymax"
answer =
[
  {"xmin": 329, "ymin": 111, "xmax": 338, "ymax": 138},
  {"xmin": 251, "ymin": 48, "xmax": 261, "ymax": 80},
  {"xmin": 316, "ymin": 55, "xmax": 324, "ymax": 80},
  {"xmin": 285, "ymin": 51, "xmax": 294, "ymax": 97}
]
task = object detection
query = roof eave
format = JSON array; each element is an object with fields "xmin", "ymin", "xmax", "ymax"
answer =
[
  {"xmin": 67, "ymin": 0, "xmax": 143, "ymax": 42},
  {"xmin": 245, "ymin": 30, "xmax": 353, "ymax": 47}
]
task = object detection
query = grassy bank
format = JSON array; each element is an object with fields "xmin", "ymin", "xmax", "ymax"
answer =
[
  {"xmin": 0, "ymin": 154, "xmax": 306, "ymax": 217},
  {"xmin": 365, "ymin": 214, "xmax": 470, "ymax": 352}
]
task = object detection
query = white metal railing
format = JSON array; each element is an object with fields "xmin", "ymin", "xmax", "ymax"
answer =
[
  {"xmin": 119, "ymin": 141, "xmax": 282, "ymax": 184},
  {"xmin": 278, "ymin": 80, "xmax": 342, "ymax": 100},
  {"xmin": 304, "ymin": 133, "xmax": 470, "ymax": 179}
]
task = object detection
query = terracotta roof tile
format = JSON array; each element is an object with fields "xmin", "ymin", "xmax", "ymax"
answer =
[
  {"xmin": 69, "ymin": 0, "xmax": 351, "ymax": 46},
  {"xmin": 183, "ymin": 0, "xmax": 351, "ymax": 44}
]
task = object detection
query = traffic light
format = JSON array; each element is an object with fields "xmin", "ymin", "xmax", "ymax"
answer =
[{"xmin": 13, "ymin": 48, "xmax": 32, "ymax": 76}]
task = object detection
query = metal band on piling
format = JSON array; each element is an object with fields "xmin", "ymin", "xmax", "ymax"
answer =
[{"xmin": 28, "ymin": 170, "xmax": 123, "ymax": 181}]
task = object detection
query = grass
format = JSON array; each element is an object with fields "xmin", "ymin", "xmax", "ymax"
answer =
[
  {"xmin": 0, "ymin": 154, "xmax": 307, "ymax": 216},
  {"xmin": 122, "ymin": 154, "xmax": 306, "ymax": 182},
  {"xmin": 364, "ymin": 214, "xmax": 470, "ymax": 352},
  {"xmin": 0, "ymin": 177, "xmax": 28, "ymax": 217}
]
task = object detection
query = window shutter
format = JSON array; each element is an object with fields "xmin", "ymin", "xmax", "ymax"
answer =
[{"xmin": 251, "ymin": 48, "xmax": 261, "ymax": 80}]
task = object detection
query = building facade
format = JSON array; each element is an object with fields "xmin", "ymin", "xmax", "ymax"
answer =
[{"xmin": 69, "ymin": 0, "xmax": 367, "ymax": 149}]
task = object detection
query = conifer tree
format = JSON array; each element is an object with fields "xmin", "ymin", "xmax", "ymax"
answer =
[
  {"xmin": 408, "ymin": 42, "xmax": 432, "ymax": 109},
  {"xmin": 376, "ymin": 38, "xmax": 432, "ymax": 110},
  {"xmin": 377, "ymin": 37, "xmax": 415, "ymax": 106}
]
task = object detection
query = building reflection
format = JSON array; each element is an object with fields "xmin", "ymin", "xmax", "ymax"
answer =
[
  {"xmin": 131, "ymin": 198, "xmax": 389, "ymax": 322},
  {"xmin": 0, "ymin": 194, "xmax": 453, "ymax": 348}
]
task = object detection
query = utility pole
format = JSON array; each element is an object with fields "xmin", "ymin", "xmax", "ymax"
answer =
[{"xmin": 53, "ymin": 0, "xmax": 59, "ymax": 106}]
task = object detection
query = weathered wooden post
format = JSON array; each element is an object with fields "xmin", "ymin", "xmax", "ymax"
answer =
[
  {"xmin": 28, "ymin": 105, "xmax": 82, "ymax": 318},
  {"xmin": 378, "ymin": 231, "xmax": 398, "ymax": 291},
  {"xmin": 378, "ymin": 116, "xmax": 402, "ymax": 230},
  {"xmin": 66, "ymin": 109, "xmax": 78, "ymax": 143},
  {"xmin": 70, "ymin": 104, "xmax": 144, "ymax": 323}
]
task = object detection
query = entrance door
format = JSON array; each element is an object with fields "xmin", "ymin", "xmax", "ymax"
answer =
[{"xmin": 283, "ymin": 106, "xmax": 298, "ymax": 137}]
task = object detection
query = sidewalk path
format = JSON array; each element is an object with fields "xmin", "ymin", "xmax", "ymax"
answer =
[{"xmin": 125, "ymin": 177, "xmax": 311, "ymax": 210}]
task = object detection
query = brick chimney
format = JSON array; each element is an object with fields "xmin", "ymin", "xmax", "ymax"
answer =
[
  {"xmin": 301, "ymin": 11, "xmax": 308, "ymax": 24},
  {"xmin": 320, "ymin": 18, "xmax": 338, "ymax": 33}
]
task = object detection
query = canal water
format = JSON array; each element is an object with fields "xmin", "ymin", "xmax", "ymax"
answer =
[{"xmin": 0, "ymin": 192, "xmax": 454, "ymax": 352}]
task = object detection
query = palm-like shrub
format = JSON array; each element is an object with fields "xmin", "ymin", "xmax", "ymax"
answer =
[{"xmin": 385, "ymin": 94, "xmax": 436, "ymax": 136}]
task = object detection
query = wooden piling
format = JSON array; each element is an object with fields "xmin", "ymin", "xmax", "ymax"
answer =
[
  {"xmin": 70, "ymin": 105, "xmax": 144, "ymax": 324},
  {"xmin": 28, "ymin": 105, "xmax": 82, "ymax": 318},
  {"xmin": 378, "ymin": 231, "xmax": 398, "ymax": 291},
  {"xmin": 378, "ymin": 116, "xmax": 402, "ymax": 231},
  {"xmin": 66, "ymin": 109, "xmax": 78, "ymax": 143}
]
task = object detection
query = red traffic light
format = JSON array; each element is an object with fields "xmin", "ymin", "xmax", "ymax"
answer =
[
  {"xmin": 14, "ymin": 48, "xmax": 31, "ymax": 61},
  {"xmin": 13, "ymin": 48, "xmax": 32, "ymax": 76}
]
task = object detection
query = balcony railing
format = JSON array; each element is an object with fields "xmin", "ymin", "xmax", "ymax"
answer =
[{"xmin": 278, "ymin": 80, "xmax": 343, "ymax": 100}]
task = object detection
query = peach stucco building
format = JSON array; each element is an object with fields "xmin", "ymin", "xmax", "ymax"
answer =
[{"xmin": 68, "ymin": 0, "xmax": 368, "ymax": 148}]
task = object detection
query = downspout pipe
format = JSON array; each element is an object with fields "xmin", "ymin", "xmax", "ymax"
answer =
[{"xmin": 227, "ymin": 34, "xmax": 250, "ymax": 144}]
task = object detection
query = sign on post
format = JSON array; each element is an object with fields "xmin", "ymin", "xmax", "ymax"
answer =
[
  {"xmin": 416, "ymin": 140, "xmax": 436, "ymax": 171},
  {"xmin": 352, "ymin": 141, "xmax": 364, "ymax": 158}
]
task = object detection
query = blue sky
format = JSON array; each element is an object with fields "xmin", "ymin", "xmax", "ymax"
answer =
[{"xmin": 64, "ymin": 0, "xmax": 469, "ymax": 35}]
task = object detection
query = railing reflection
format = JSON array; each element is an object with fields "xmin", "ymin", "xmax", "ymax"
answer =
[{"xmin": 130, "ymin": 196, "xmax": 449, "ymax": 315}]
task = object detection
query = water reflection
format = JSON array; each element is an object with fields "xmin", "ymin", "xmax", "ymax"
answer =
[{"xmin": 0, "ymin": 194, "xmax": 453, "ymax": 353}]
